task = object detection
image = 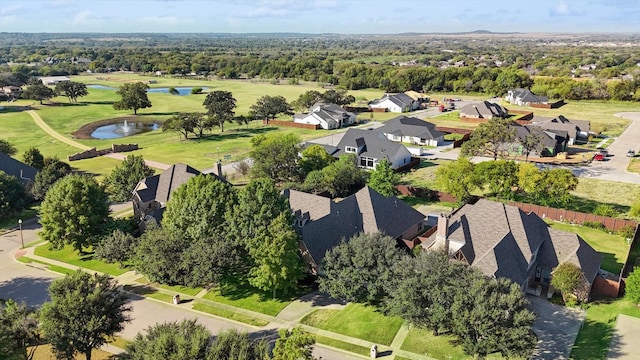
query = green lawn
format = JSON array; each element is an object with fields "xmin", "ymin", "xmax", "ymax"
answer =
[
  {"xmin": 202, "ymin": 277, "xmax": 308, "ymax": 316},
  {"xmin": 300, "ymin": 303, "xmax": 404, "ymax": 345},
  {"xmin": 548, "ymin": 221, "xmax": 629, "ymax": 274},
  {"xmin": 17, "ymin": 256, "xmax": 76, "ymax": 275},
  {"xmin": 401, "ymin": 327, "xmax": 469, "ymax": 360},
  {"xmin": 572, "ymin": 178, "xmax": 640, "ymax": 209},
  {"xmin": 135, "ymin": 276, "xmax": 203, "ymax": 296},
  {"xmin": 191, "ymin": 303, "xmax": 269, "ymax": 327},
  {"xmin": 313, "ymin": 335, "xmax": 371, "ymax": 357},
  {"xmin": 570, "ymin": 298, "xmax": 640, "ymax": 359},
  {"xmin": 34, "ymin": 244, "xmax": 128, "ymax": 276},
  {"xmin": 123, "ymin": 283, "xmax": 175, "ymax": 303}
]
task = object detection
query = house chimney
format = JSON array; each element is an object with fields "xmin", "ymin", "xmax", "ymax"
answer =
[
  {"xmin": 212, "ymin": 160, "xmax": 224, "ymax": 180},
  {"xmin": 435, "ymin": 213, "xmax": 450, "ymax": 255}
]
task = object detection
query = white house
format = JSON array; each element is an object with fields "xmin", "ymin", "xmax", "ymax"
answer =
[
  {"xmin": 505, "ymin": 88, "xmax": 549, "ymax": 106},
  {"xmin": 369, "ymin": 93, "xmax": 419, "ymax": 113},
  {"xmin": 293, "ymin": 103, "xmax": 356, "ymax": 130},
  {"xmin": 38, "ymin": 76, "xmax": 71, "ymax": 85}
]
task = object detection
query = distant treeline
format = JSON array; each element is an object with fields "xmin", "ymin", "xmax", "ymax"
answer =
[{"xmin": 1, "ymin": 34, "xmax": 639, "ymax": 101}]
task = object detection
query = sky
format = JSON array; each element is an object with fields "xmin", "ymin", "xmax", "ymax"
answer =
[{"xmin": 1, "ymin": 0, "xmax": 639, "ymax": 34}]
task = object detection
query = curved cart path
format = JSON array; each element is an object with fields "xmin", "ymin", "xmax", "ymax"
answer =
[{"xmin": 27, "ymin": 110, "xmax": 170, "ymax": 170}]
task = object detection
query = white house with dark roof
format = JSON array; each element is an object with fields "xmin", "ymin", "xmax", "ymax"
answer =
[
  {"xmin": 293, "ymin": 103, "xmax": 356, "ymax": 130},
  {"xmin": 331, "ymin": 128, "xmax": 412, "ymax": 170},
  {"xmin": 377, "ymin": 116, "xmax": 445, "ymax": 146},
  {"xmin": 505, "ymin": 88, "xmax": 549, "ymax": 106},
  {"xmin": 369, "ymin": 93, "xmax": 419, "ymax": 113},
  {"xmin": 284, "ymin": 186, "xmax": 426, "ymax": 274},
  {"xmin": 423, "ymin": 199, "xmax": 602, "ymax": 299}
]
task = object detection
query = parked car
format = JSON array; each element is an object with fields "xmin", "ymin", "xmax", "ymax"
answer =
[
  {"xmin": 627, "ymin": 149, "xmax": 636, "ymax": 157},
  {"xmin": 594, "ymin": 153, "xmax": 605, "ymax": 161}
]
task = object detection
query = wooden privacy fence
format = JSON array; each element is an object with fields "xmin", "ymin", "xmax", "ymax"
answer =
[
  {"xmin": 530, "ymin": 100, "xmax": 565, "ymax": 109},
  {"xmin": 262, "ymin": 119, "xmax": 319, "ymax": 130},
  {"xmin": 507, "ymin": 201, "xmax": 638, "ymax": 231},
  {"xmin": 68, "ymin": 144, "xmax": 138, "ymax": 161}
]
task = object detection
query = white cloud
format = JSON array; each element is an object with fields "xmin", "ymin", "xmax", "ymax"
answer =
[
  {"xmin": 70, "ymin": 10, "xmax": 105, "ymax": 26},
  {"xmin": 550, "ymin": 1, "xmax": 586, "ymax": 17}
]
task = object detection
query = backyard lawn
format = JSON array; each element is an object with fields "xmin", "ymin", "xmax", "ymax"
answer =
[
  {"xmin": 33, "ymin": 244, "xmax": 128, "ymax": 276},
  {"xmin": 570, "ymin": 298, "xmax": 640, "ymax": 359},
  {"xmin": 300, "ymin": 303, "xmax": 404, "ymax": 345}
]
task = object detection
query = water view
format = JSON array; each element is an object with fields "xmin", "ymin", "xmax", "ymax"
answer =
[{"xmin": 91, "ymin": 120, "xmax": 160, "ymax": 139}]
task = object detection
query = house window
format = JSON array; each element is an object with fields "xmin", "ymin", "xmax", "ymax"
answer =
[
  {"xmin": 345, "ymin": 146, "xmax": 357, "ymax": 153},
  {"xmin": 359, "ymin": 157, "xmax": 375, "ymax": 168}
]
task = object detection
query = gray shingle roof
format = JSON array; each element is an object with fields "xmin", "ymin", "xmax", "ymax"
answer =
[
  {"xmin": 134, "ymin": 163, "xmax": 201, "ymax": 204},
  {"xmin": 459, "ymin": 101, "xmax": 508, "ymax": 119},
  {"xmin": 510, "ymin": 88, "xmax": 548, "ymax": 104},
  {"xmin": 370, "ymin": 93, "xmax": 414, "ymax": 107},
  {"xmin": 431, "ymin": 199, "xmax": 601, "ymax": 286},
  {"xmin": 0, "ymin": 153, "xmax": 37, "ymax": 186},
  {"xmin": 285, "ymin": 186, "xmax": 425, "ymax": 267},
  {"xmin": 532, "ymin": 115, "xmax": 590, "ymax": 140},
  {"xmin": 378, "ymin": 116, "xmax": 445, "ymax": 140},
  {"xmin": 333, "ymin": 128, "xmax": 408, "ymax": 162}
]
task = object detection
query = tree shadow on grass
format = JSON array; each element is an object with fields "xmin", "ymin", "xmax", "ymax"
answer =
[
  {"xmin": 570, "ymin": 317, "xmax": 614, "ymax": 359},
  {"xmin": 122, "ymin": 284, "xmax": 158, "ymax": 297},
  {"xmin": 80, "ymin": 100, "xmax": 115, "ymax": 105}
]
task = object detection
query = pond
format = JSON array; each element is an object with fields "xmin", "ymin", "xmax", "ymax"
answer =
[
  {"xmin": 91, "ymin": 120, "xmax": 160, "ymax": 139},
  {"xmin": 87, "ymin": 85, "xmax": 208, "ymax": 96}
]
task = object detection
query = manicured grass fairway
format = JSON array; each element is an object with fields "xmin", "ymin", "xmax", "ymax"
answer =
[
  {"xmin": 547, "ymin": 222, "xmax": 629, "ymax": 274},
  {"xmin": 570, "ymin": 299, "xmax": 640, "ymax": 359},
  {"xmin": 33, "ymin": 244, "xmax": 128, "ymax": 276},
  {"xmin": 300, "ymin": 303, "xmax": 404, "ymax": 345}
]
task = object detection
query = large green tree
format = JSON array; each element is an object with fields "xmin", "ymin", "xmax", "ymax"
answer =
[
  {"xmin": 54, "ymin": 81, "xmax": 88, "ymax": 103},
  {"xmin": 521, "ymin": 126, "xmax": 547, "ymax": 162},
  {"xmin": 40, "ymin": 271, "xmax": 131, "ymax": 360},
  {"xmin": 162, "ymin": 112, "xmax": 202, "ymax": 140},
  {"xmin": 0, "ymin": 171, "xmax": 27, "ymax": 220},
  {"xmin": 103, "ymin": 154, "xmax": 154, "ymax": 202},
  {"xmin": 0, "ymin": 139, "xmax": 17, "ymax": 155},
  {"xmin": 291, "ymin": 90, "xmax": 322, "ymax": 111},
  {"xmin": 22, "ymin": 147, "xmax": 45, "ymax": 170},
  {"xmin": 202, "ymin": 90, "xmax": 237, "ymax": 133},
  {"xmin": 320, "ymin": 232, "xmax": 409, "ymax": 304},
  {"xmin": 207, "ymin": 329, "xmax": 270, "ymax": 360},
  {"xmin": 367, "ymin": 159, "xmax": 399, "ymax": 197},
  {"xmin": 39, "ymin": 174, "xmax": 109, "ymax": 252},
  {"xmin": 461, "ymin": 118, "xmax": 516, "ymax": 160},
  {"xmin": 133, "ymin": 225, "xmax": 187, "ymax": 284},
  {"xmin": 249, "ymin": 212, "xmax": 305, "ymax": 299},
  {"xmin": 0, "ymin": 299, "xmax": 40, "ymax": 360},
  {"xmin": 181, "ymin": 235, "xmax": 241, "ymax": 289},
  {"xmin": 31, "ymin": 157, "xmax": 71, "ymax": 201},
  {"xmin": 435, "ymin": 157, "xmax": 480, "ymax": 202},
  {"xmin": 473, "ymin": 160, "xmax": 518, "ymax": 199},
  {"xmin": 299, "ymin": 144, "xmax": 334, "ymax": 176},
  {"xmin": 250, "ymin": 133, "xmax": 301, "ymax": 183},
  {"xmin": 321, "ymin": 153, "xmax": 367, "ymax": 197},
  {"xmin": 272, "ymin": 327, "xmax": 316, "ymax": 360},
  {"xmin": 250, "ymin": 95, "xmax": 292, "ymax": 120},
  {"xmin": 162, "ymin": 174, "xmax": 237, "ymax": 240},
  {"xmin": 113, "ymin": 82, "xmax": 152, "ymax": 115},
  {"xmin": 21, "ymin": 83, "xmax": 55, "ymax": 104},
  {"xmin": 124, "ymin": 319, "xmax": 211, "ymax": 360}
]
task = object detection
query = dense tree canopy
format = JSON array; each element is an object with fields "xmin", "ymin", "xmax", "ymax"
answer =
[
  {"xmin": 272, "ymin": 327, "xmax": 316, "ymax": 360},
  {"xmin": 625, "ymin": 267, "xmax": 640, "ymax": 305},
  {"xmin": 124, "ymin": 319, "xmax": 211, "ymax": 360},
  {"xmin": 0, "ymin": 171, "xmax": 27, "ymax": 220},
  {"xmin": 40, "ymin": 271, "xmax": 130, "ymax": 360},
  {"xmin": 22, "ymin": 147, "xmax": 45, "ymax": 169},
  {"xmin": 162, "ymin": 112, "xmax": 206, "ymax": 140},
  {"xmin": 367, "ymin": 159, "xmax": 399, "ymax": 197},
  {"xmin": 39, "ymin": 174, "xmax": 109, "ymax": 251},
  {"xmin": 0, "ymin": 299, "xmax": 40, "ymax": 360},
  {"xmin": 250, "ymin": 95, "xmax": 292, "ymax": 120},
  {"xmin": 299, "ymin": 144, "xmax": 334, "ymax": 176},
  {"xmin": 113, "ymin": 82, "xmax": 152, "ymax": 115},
  {"xmin": 250, "ymin": 133, "xmax": 301, "ymax": 183},
  {"xmin": 21, "ymin": 83, "xmax": 55, "ymax": 104},
  {"xmin": 202, "ymin": 90, "xmax": 237, "ymax": 133},
  {"xmin": 162, "ymin": 174, "xmax": 237, "ymax": 240},
  {"xmin": 320, "ymin": 153, "xmax": 367, "ymax": 198},
  {"xmin": 0, "ymin": 139, "xmax": 17, "ymax": 155},
  {"xmin": 54, "ymin": 81, "xmax": 88, "ymax": 102},
  {"xmin": 461, "ymin": 118, "xmax": 516, "ymax": 160},
  {"xmin": 103, "ymin": 154, "xmax": 154, "ymax": 202},
  {"xmin": 31, "ymin": 157, "xmax": 71, "ymax": 200},
  {"xmin": 435, "ymin": 157, "xmax": 480, "ymax": 202}
]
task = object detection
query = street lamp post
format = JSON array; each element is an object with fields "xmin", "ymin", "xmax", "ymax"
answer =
[
  {"xmin": 217, "ymin": 146, "xmax": 220, "ymax": 161},
  {"xmin": 18, "ymin": 219, "xmax": 24, "ymax": 249}
]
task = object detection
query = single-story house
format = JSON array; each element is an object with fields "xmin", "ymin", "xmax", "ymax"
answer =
[
  {"xmin": 293, "ymin": 103, "xmax": 356, "ymax": 130},
  {"xmin": 132, "ymin": 163, "xmax": 225, "ymax": 223},
  {"xmin": 369, "ymin": 93, "xmax": 420, "ymax": 113},
  {"xmin": 331, "ymin": 128, "xmax": 413, "ymax": 170},
  {"xmin": 531, "ymin": 115, "xmax": 590, "ymax": 145},
  {"xmin": 377, "ymin": 116, "xmax": 445, "ymax": 147},
  {"xmin": 38, "ymin": 76, "xmax": 71, "ymax": 85},
  {"xmin": 0, "ymin": 86, "xmax": 22, "ymax": 100},
  {"xmin": 510, "ymin": 124, "xmax": 568, "ymax": 157},
  {"xmin": 505, "ymin": 88, "xmax": 548, "ymax": 106},
  {"xmin": 423, "ymin": 199, "xmax": 602, "ymax": 299},
  {"xmin": 459, "ymin": 101, "xmax": 509, "ymax": 120},
  {"xmin": 284, "ymin": 186, "xmax": 426, "ymax": 274},
  {"xmin": 404, "ymin": 90, "xmax": 428, "ymax": 103},
  {"xmin": 0, "ymin": 153, "xmax": 37, "ymax": 188}
]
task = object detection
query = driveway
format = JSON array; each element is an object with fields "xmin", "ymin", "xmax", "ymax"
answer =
[
  {"xmin": 607, "ymin": 314, "xmax": 640, "ymax": 359},
  {"xmin": 527, "ymin": 295, "xmax": 585, "ymax": 359}
]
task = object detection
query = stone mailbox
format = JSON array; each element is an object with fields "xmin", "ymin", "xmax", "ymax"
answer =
[{"xmin": 173, "ymin": 294, "xmax": 180, "ymax": 305}]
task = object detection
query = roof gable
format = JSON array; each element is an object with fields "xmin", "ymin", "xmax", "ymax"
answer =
[
  {"xmin": 0, "ymin": 153, "xmax": 37, "ymax": 186},
  {"xmin": 334, "ymin": 129, "xmax": 408, "ymax": 161},
  {"xmin": 378, "ymin": 116, "xmax": 444, "ymax": 140}
]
